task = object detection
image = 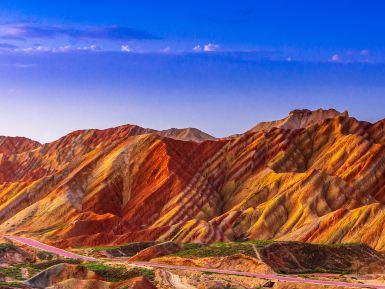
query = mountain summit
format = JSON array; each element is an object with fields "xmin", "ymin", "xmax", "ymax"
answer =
[{"xmin": 249, "ymin": 108, "xmax": 348, "ymax": 132}]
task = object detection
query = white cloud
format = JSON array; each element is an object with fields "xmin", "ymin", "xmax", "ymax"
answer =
[
  {"xmin": 203, "ymin": 43, "xmax": 219, "ymax": 52},
  {"xmin": 14, "ymin": 44, "xmax": 101, "ymax": 53},
  {"xmin": 121, "ymin": 45, "xmax": 132, "ymax": 52},
  {"xmin": 193, "ymin": 44, "xmax": 202, "ymax": 52},
  {"xmin": 330, "ymin": 54, "xmax": 341, "ymax": 62},
  {"xmin": 13, "ymin": 63, "xmax": 36, "ymax": 68},
  {"xmin": 57, "ymin": 45, "xmax": 72, "ymax": 52},
  {"xmin": 77, "ymin": 44, "xmax": 99, "ymax": 51},
  {"xmin": 15, "ymin": 45, "xmax": 51, "ymax": 52}
]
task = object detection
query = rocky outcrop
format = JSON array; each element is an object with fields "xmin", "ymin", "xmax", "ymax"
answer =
[
  {"xmin": 257, "ymin": 242, "xmax": 385, "ymax": 274},
  {"xmin": 45, "ymin": 278, "xmax": 110, "ymax": 289},
  {"xmin": 129, "ymin": 242, "xmax": 182, "ymax": 261},
  {"xmin": 26, "ymin": 264, "xmax": 100, "ymax": 288},
  {"xmin": 0, "ymin": 243, "xmax": 34, "ymax": 265},
  {"xmin": 159, "ymin": 128, "xmax": 216, "ymax": 142},
  {"xmin": 111, "ymin": 276, "xmax": 158, "ymax": 289},
  {"xmin": 41, "ymin": 276, "xmax": 157, "ymax": 289},
  {"xmin": 248, "ymin": 108, "xmax": 347, "ymax": 133}
]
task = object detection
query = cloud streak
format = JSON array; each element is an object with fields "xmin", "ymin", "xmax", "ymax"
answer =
[
  {"xmin": 0, "ymin": 23, "xmax": 159, "ymax": 41},
  {"xmin": 14, "ymin": 44, "xmax": 101, "ymax": 53},
  {"xmin": 0, "ymin": 42, "xmax": 18, "ymax": 49}
]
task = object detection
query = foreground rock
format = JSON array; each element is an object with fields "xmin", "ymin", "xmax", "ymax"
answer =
[
  {"xmin": 26, "ymin": 263, "xmax": 100, "ymax": 288},
  {"xmin": 43, "ymin": 276, "xmax": 157, "ymax": 289},
  {"xmin": 129, "ymin": 242, "xmax": 182, "ymax": 262},
  {"xmin": 0, "ymin": 243, "xmax": 34, "ymax": 265},
  {"xmin": 45, "ymin": 278, "xmax": 110, "ymax": 289},
  {"xmin": 258, "ymin": 242, "xmax": 385, "ymax": 274},
  {"xmin": 111, "ymin": 276, "xmax": 158, "ymax": 289}
]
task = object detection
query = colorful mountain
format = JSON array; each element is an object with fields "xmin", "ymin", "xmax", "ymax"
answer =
[{"xmin": 2, "ymin": 109, "xmax": 385, "ymax": 250}]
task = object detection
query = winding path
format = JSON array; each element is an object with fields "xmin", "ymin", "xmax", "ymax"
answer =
[
  {"xmin": 7, "ymin": 235, "xmax": 385, "ymax": 289},
  {"xmin": 6, "ymin": 236, "xmax": 96, "ymax": 262}
]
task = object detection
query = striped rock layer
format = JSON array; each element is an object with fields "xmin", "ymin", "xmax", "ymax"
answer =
[{"xmin": 2, "ymin": 109, "xmax": 385, "ymax": 250}]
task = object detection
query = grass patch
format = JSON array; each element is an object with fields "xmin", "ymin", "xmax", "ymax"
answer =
[
  {"xmin": 172, "ymin": 240, "xmax": 276, "ymax": 258},
  {"xmin": 0, "ymin": 258, "xmax": 83, "ymax": 281},
  {"xmin": 0, "ymin": 265, "xmax": 24, "ymax": 281},
  {"xmin": 328, "ymin": 242, "xmax": 363, "ymax": 247},
  {"xmin": 245, "ymin": 240, "xmax": 274, "ymax": 247},
  {"xmin": 136, "ymin": 267, "xmax": 155, "ymax": 281},
  {"xmin": 36, "ymin": 251, "xmax": 55, "ymax": 261},
  {"xmin": 173, "ymin": 242, "xmax": 257, "ymax": 258},
  {"xmin": 0, "ymin": 264, "xmax": 40, "ymax": 281},
  {"xmin": 0, "ymin": 243, "xmax": 16, "ymax": 253},
  {"xmin": 84, "ymin": 242, "xmax": 157, "ymax": 257},
  {"xmin": 81, "ymin": 262, "xmax": 154, "ymax": 282},
  {"xmin": 0, "ymin": 281, "xmax": 24, "ymax": 288}
]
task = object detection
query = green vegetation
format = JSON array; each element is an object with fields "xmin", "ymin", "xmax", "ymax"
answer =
[
  {"xmin": 171, "ymin": 240, "xmax": 276, "ymax": 258},
  {"xmin": 81, "ymin": 262, "xmax": 154, "ymax": 282},
  {"xmin": 0, "ymin": 281, "xmax": 24, "ymax": 288},
  {"xmin": 173, "ymin": 241, "xmax": 258, "ymax": 258},
  {"xmin": 0, "ymin": 258, "xmax": 83, "ymax": 281},
  {"xmin": 328, "ymin": 242, "xmax": 363, "ymax": 247},
  {"xmin": 181, "ymin": 243, "xmax": 206, "ymax": 250},
  {"xmin": 82, "ymin": 241, "xmax": 157, "ymax": 257},
  {"xmin": 0, "ymin": 243, "xmax": 16, "ymax": 253},
  {"xmin": 36, "ymin": 251, "xmax": 55, "ymax": 261},
  {"xmin": 136, "ymin": 267, "xmax": 155, "ymax": 281},
  {"xmin": 30, "ymin": 258, "xmax": 82, "ymax": 270},
  {"xmin": 81, "ymin": 263, "xmax": 129, "ymax": 282},
  {"xmin": 0, "ymin": 265, "xmax": 24, "ymax": 280},
  {"xmin": 80, "ymin": 241, "xmax": 156, "ymax": 252},
  {"xmin": 245, "ymin": 240, "xmax": 274, "ymax": 247}
]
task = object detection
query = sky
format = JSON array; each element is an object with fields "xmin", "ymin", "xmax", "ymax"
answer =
[{"xmin": 0, "ymin": 1, "xmax": 385, "ymax": 142}]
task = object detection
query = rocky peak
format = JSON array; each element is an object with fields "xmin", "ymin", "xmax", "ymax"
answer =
[{"xmin": 249, "ymin": 108, "xmax": 348, "ymax": 133}]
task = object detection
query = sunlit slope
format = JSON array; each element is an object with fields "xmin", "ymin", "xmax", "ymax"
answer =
[{"xmin": 2, "ymin": 109, "xmax": 385, "ymax": 249}]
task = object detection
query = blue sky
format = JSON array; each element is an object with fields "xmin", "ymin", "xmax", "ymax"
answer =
[{"xmin": 0, "ymin": 1, "xmax": 385, "ymax": 142}]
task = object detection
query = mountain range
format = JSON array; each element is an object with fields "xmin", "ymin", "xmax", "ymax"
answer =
[{"xmin": 1, "ymin": 108, "xmax": 385, "ymax": 250}]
